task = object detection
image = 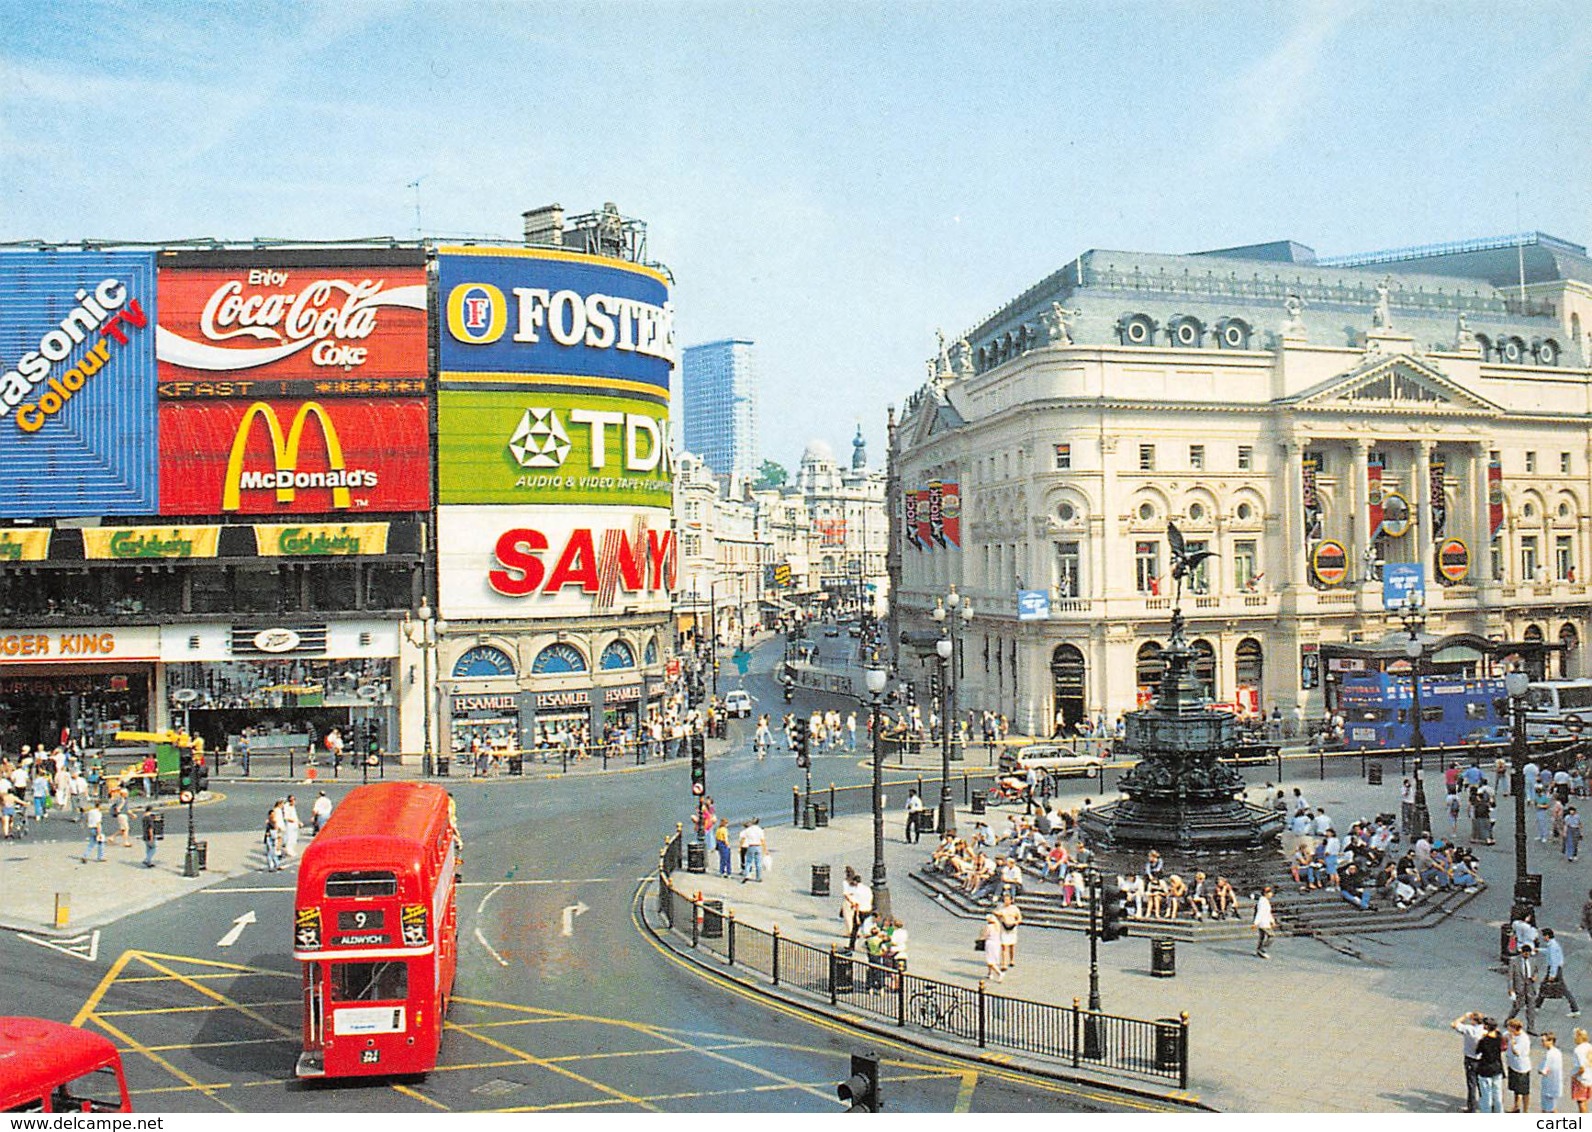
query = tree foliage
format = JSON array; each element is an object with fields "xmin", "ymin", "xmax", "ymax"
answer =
[{"xmin": 754, "ymin": 459, "xmax": 789, "ymax": 489}]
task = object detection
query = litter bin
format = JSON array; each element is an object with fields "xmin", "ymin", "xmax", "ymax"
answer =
[
  {"xmin": 811, "ymin": 863, "xmax": 831, "ymax": 897},
  {"xmin": 702, "ymin": 898, "xmax": 724, "ymax": 939},
  {"xmin": 687, "ymin": 841, "xmax": 707, "ymax": 874},
  {"xmin": 507, "ymin": 753, "xmax": 524, "ymax": 776},
  {"xmin": 1500, "ymin": 923, "xmax": 1516, "ymax": 962},
  {"xmin": 1154, "ymin": 1018, "xmax": 1183, "ymax": 1072},
  {"xmin": 814, "ymin": 803, "xmax": 830, "ymax": 828},
  {"xmin": 435, "ymin": 754, "xmax": 451, "ymax": 777},
  {"xmin": 195, "ymin": 840, "xmax": 208, "ymax": 871},
  {"xmin": 917, "ymin": 808, "xmax": 937, "ymax": 835},
  {"xmin": 1151, "ymin": 938, "xmax": 1176, "ymax": 978},
  {"xmin": 1367, "ymin": 762, "xmax": 1383, "ymax": 786},
  {"xmin": 830, "ymin": 951, "xmax": 854, "ymax": 994},
  {"xmin": 150, "ymin": 812, "xmax": 166, "ymax": 840},
  {"xmin": 970, "ymin": 791, "xmax": 987, "ymax": 816}
]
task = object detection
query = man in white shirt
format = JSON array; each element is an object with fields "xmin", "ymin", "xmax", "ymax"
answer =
[
  {"xmin": 905, "ymin": 790, "xmax": 926, "ymax": 843},
  {"xmin": 311, "ymin": 791, "xmax": 333, "ymax": 835},
  {"xmin": 740, "ymin": 819, "xmax": 767, "ymax": 883},
  {"xmin": 281, "ymin": 795, "xmax": 302, "ymax": 858},
  {"xmin": 843, "ymin": 874, "xmax": 873, "ymax": 950}
]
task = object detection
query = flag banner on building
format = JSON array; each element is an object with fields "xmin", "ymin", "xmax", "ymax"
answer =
[
  {"xmin": 903, "ymin": 490, "xmax": 922, "ymax": 550},
  {"xmin": 1302, "ymin": 453, "xmax": 1322, "ymax": 543},
  {"xmin": 941, "ymin": 481, "xmax": 961, "ymax": 547},
  {"xmin": 927, "ymin": 480, "xmax": 948, "ymax": 547},
  {"xmin": 915, "ymin": 489, "xmax": 934, "ymax": 549},
  {"xmin": 1489, "ymin": 457, "xmax": 1504, "ymax": 542},
  {"xmin": 1367, "ymin": 456, "xmax": 1384, "ymax": 538},
  {"xmin": 82, "ymin": 526, "xmax": 221, "ymax": 560},
  {"xmin": 815, "ymin": 519, "xmax": 847, "ymax": 547},
  {"xmin": 0, "ymin": 528, "xmax": 50, "ymax": 562},
  {"xmin": 1430, "ymin": 455, "xmax": 1446, "ymax": 539}
]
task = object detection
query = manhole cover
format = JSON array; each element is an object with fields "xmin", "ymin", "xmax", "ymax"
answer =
[{"xmin": 472, "ymin": 1079, "xmax": 526, "ymax": 1097}]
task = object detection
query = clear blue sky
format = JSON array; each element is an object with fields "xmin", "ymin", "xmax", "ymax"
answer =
[{"xmin": 4, "ymin": 1, "xmax": 1589, "ymax": 472}]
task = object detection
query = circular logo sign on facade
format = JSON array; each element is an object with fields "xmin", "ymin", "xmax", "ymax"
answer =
[
  {"xmin": 252, "ymin": 627, "xmax": 301, "ymax": 653},
  {"xmin": 1311, "ymin": 540, "xmax": 1349, "ymax": 587},
  {"xmin": 1437, "ymin": 538, "xmax": 1470, "ymax": 583},
  {"xmin": 1380, "ymin": 491, "xmax": 1412, "ymax": 538}
]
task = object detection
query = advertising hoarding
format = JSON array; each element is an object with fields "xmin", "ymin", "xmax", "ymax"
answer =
[
  {"xmin": 159, "ymin": 397, "xmax": 431, "ymax": 514},
  {"xmin": 156, "ymin": 257, "xmax": 426, "ymax": 384},
  {"xmin": 436, "ymin": 248, "xmax": 673, "ymax": 395},
  {"xmin": 0, "ymin": 251, "xmax": 159, "ymax": 517},
  {"xmin": 438, "ymin": 505, "xmax": 675, "ymax": 621},
  {"xmin": 436, "ymin": 389, "xmax": 670, "ymax": 507}
]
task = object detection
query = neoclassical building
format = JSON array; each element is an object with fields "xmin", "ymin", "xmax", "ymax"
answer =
[{"xmin": 889, "ymin": 233, "xmax": 1592, "ymax": 734}]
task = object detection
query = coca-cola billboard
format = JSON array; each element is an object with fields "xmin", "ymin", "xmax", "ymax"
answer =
[{"xmin": 156, "ymin": 252, "xmax": 426, "ymax": 388}]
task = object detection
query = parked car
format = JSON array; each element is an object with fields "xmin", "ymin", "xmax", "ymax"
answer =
[
  {"xmin": 824, "ymin": 626, "xmax": 841, "ymax": 637},
  {"xmin": 723, "ymin": 689, "xmax": 754, "ymax": 718},
  {"xmin": 997, "ymin": 742, "xmax": 1106, "ymax": 777}
]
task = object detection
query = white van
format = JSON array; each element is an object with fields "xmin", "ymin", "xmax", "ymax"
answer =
[{"xmin": 722, "ymin": 690, "xmax": 754, "ymax": 718}]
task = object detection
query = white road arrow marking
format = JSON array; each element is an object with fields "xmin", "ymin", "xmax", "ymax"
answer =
[
  {"xmin": 475, "ymin": 883, "xmax": 510, "ymax": 968},
  {"xmin": 19, "ymin": 930, "xmax": 99, "ymax": 964},
  {"xmin": 560, "ymin": 901, "xmax": 590, "ymax": 937},
  {"xmin": 217, "ymin": 910, "xmax": 256, "ymax": 948}
]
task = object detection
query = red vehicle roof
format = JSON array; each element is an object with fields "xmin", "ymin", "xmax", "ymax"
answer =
[
  {"xmin": 296, "ymin": 782, "xmax": 453, "ymax": 895},
  {"xmin": 0, "ymin": 1017, "xmax": 122, "ymax": 1110}
]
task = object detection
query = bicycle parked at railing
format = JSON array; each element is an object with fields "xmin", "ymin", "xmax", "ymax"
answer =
[{"xmin": 907, "ymin": 986, "xmax": 978, "ymax": 1039}]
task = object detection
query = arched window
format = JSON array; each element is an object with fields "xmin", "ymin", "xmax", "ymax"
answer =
[
  {"xmin": 1050, "ymin": 644, "xmax": 1086, "ymax": 734},
  {"xmin": 1137, "ymin": 641, "xmax": 1165, "ymax": 694},
  {"xmin": 1191, "ymin": 639, "xmax": 1217, "ymax": 701},
  {"xmin": 599, "ymin": 640, "xmax": 637, "ymax": 670},
  {"xmin": 1235, "ymin": 637, "xmax": 1264, "ymax": 711},
  {"xmin": 452, "ymin": 645, "xmax": 515, "ymax": 679},
  {"xmin": 531, "ymin": 643, "xmax": 587, "ymax": 674},
  {"xmin": 1559, "ymin": 623, "xmax": 1580, "ymax": 680},
  {"xmin": 644, "ymin": 636, "xmax": 659, "ymax": 666}
]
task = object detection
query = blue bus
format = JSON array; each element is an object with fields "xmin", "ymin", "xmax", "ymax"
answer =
[{"xmin": 1336, "ymin": 671, "xmax": 1510, "ymax": 750}]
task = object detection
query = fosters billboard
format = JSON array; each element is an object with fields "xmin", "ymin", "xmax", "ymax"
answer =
[
  {"xmin": 0, "ymin": 251, "xmax": 159, "ymax": 517},
  {"xmin": 156, "ymin": 252, "xmax": 430, "ymax": 514},
  {"xmin": 438, "ymin": 505, "xmax": 676, "ymax": 620},
  {"xmin": 437, "ymin": 248, "xmax": 673, "ymax": 508}
]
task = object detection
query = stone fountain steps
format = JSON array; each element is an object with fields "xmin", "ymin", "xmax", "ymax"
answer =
[{"xmin": 909, "ymin": 865, "xmax": 1483, "ymax": 941}]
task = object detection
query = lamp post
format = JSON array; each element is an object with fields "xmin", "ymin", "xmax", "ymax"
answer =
[
  {"xmin": 1506, "ymin": 666, "xmax": 1533, "ymax": 905},
  {"xmin": 403, "ymin": 598, "xmax": 444, "ymax": 776},
  {"xmin": 865, "ymin": 663, "xmax": 892, "ymax": 923},
  {"xmin": 932, "ymin": 586, "xmax": 973, "ymax": 836},
  {"xmin": 1399, "ymin": 595, "xmax": 1430, "ymax": 838}
]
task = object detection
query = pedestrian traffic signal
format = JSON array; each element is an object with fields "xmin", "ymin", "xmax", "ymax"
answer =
[
  {"xmin": 837, "ymin": 1051, "xmax": 881, "ymax": 1112},
  {"xmin": 1100, "ymin": 879, "xmax": 1129, "ymax": 942},
  {"xmin": 689, "ymin": 733, "xmax": 706, "ymax": 796},
  {"xmin": 791, "ymin": 717, "xmax": 810, "ymax": 767}
]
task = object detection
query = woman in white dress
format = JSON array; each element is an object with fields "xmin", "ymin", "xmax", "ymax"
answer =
[{"xmin": 980, "ymin": 914, "xmax": 1003, "ymax": 982}]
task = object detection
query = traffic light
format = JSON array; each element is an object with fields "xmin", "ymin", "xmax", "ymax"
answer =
[
  {"xmin": 837, "ymin": 1051, "xmax": 881, "ymax": 1112},
  {"xmin": 1100, "ymin": 879, "xmax": 1129, "ymax": 942},
  {"xmin": 792, "ymin": 717, "xmax": 810, "ymax": 769},
  {"xmin": 177, "ymin": 747, "xmax": 196, "ymax": 800},
  {"xmin": 905, "ymin": 683, "xmax": 916, "ymax": 707},
  {"xmin": 689, "ymin": 732, "xmax": 706, "ymax": 796}
]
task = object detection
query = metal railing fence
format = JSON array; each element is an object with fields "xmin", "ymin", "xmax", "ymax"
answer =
[{"xmin": 653, "ymin": 831, "xmax": 1189, "ymax": 1089}]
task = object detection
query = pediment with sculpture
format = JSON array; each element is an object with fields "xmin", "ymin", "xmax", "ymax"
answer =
[{"xmin": 1283, "ymin": 353, "xmax": 1501, "ymax": 416}]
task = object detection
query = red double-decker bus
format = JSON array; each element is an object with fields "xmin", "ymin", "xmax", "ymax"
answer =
[{"xmin": 293, "ymin": 782, "xmax": 460, "ymax": 1079}]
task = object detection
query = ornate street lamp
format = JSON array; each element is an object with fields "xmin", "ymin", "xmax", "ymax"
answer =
[
  {"xmin": 402, "ymin": 598, "xmax": 445, "ymax": 776},
  {"xmin": 1506, "ymin": 666, "xmax": 1533, "ymax": 905},
  {"xmin": 932, "ymin": 586, "xmax": 973, "ymax": 836},
  {"xmin": 1399, "ymin": 594, "xmax": 1430, "ymax": 838},
  {"xmin": 865, "ymin": 663, "xmax": 891, "ymax": 922}
]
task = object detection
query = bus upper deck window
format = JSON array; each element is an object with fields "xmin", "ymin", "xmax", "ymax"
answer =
[{"xmin": 325, "ymin": 871, "xmax": 398, "ymax": 899}]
